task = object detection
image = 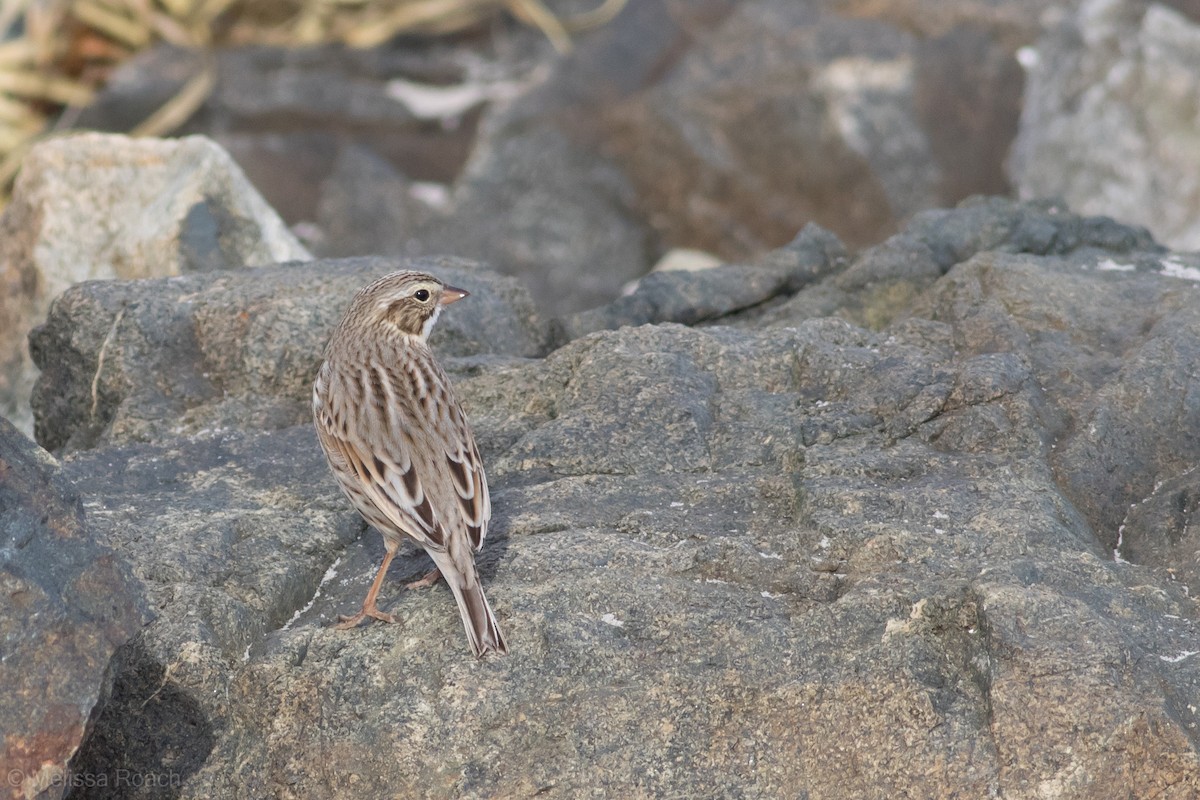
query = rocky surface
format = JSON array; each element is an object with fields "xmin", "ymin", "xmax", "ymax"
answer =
[
  {"xmin": 560, "ymin": 222, "xmax": 848, "ymax": 340},
  {"xmin": 0, "ymin": 418, "xmax": 147, "ymax": 800},
  {"xmin": 17, "ymin": 197, "xmax": 1200, "ymax": 797},
  {"xmin": 12, "ymin": 0, "xmax": 1200, "ymax": 794},
  {"xmin": 1010, "ymin": 0, "xmax": 1200, "ymax": 250},
  {"xmin": 28, "ymin": 256, "xmax": 543, "ymax": 453},
  {"xmin": 0, "ymin": 133, "xmax": 311, "ymax": 438}
]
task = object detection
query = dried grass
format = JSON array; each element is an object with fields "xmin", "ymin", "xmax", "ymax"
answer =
[{"xmin": 0, "ymin": 0, "xmax": 626, "ymax": 207}]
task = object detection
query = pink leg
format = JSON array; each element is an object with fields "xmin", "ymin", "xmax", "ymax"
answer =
[
  {"xmin": 334, "ymin": 548, "xmax": 398, "ymax": 629},
  {"xmin": 405, "ymin": 567, "xmax": 442, "ymax": 590}
]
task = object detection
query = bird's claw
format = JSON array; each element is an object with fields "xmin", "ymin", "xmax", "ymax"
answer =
[
  {"xmin": 333, "ymin": 606, "xmax": 396, "ymax": 629},
  {"xmin": 405, "ymin": 568, "xmax": 442, "ymax": 590}
]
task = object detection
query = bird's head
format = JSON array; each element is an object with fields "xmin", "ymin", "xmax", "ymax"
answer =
[{"xmin": 351, "ymin": 270, "xmax": 469, "ymax": 342}]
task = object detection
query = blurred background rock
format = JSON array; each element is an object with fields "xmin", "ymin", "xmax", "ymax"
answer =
[
  {"xmin": 3, "ymin": 0, "xmax": 1198, "ymax": 413},
  {"xmin": 5, "ymin": 0, "xmax": 1200, "ymax": 282},
  {"xmin": 0, "ymin": 0, "xmax": 1144, "ymax": 306}
]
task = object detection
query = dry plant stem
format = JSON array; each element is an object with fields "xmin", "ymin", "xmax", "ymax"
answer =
[
  {"xmin": 73, "ymin": 0, "xmax": 151, "ymax": 48},
  {"xmin": 563, "ymin": 0, "xmax": 628, "ymax": 32},
  {"xmin": 129, "ymin": 56, "xmax": 216, "ymax": 137},
  {"xmin": 0, "ymin": 39, "xmax": 41, "ymax": 65},
  {"xmin": 90, "ymin": 307, "xmax": 126, "ymax": 420},
  {"xmin": 156, "ymin": 0, "xmax": 191, "ymax": 18},
  {"xmin": 507, "ymin": 0, "xmax": 571, "ymax": 52},
  {"xmin": 0, "ymin": 71, "xmax": 93, "ymax": 105},
  {"xmin": 343, "ymin": 0, "xmax": 502, "ymax": 48},
  {"xmin": 0, "ymin": 95, "xmax": 40, "ymax": 124}
]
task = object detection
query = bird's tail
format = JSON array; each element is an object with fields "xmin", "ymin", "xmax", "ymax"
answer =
[{"xmin": 435, "ymin": 553, "xmax": 508, "ymax": 657}]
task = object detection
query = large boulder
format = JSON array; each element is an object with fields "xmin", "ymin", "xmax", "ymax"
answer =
[
  {"xmin": 1010, "ymin": 0, "xmax": 1200, "ymax": 249},
  {"xmin": 0, "ymin": 133, "xmax": 311, "ymax": 437},
  {"xmin": 0, "ymin": 418, "xmax": 147, "ymax": 800},
  {"xmin": 29, "ymin": 256, "xmax": 544, "ymax": 453},
  {"xmin": 596, "ymin": 0, "xmax": 1030, "ymax": 258},
  {"xmin": 24, "ymin": 198, "xmax": 1200, "ymax": 797}
]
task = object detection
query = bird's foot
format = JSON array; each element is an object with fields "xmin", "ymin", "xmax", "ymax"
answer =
[
  {"xmin": 333, "ymin": 604, "xmax": 396, "ymax": 629},
  {"xmin": 405, "ymin": 568, "xmax": 442, "ymax": 590}
]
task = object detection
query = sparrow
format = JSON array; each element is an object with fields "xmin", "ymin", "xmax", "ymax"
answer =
[{"xmin": 312, "ymin": 270, "xmax": 507, "ymax": 657}]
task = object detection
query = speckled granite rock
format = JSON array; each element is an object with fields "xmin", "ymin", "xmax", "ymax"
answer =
[
  {"xmin": 0, "ymin": 133, "xmax": 311, "ymax": 438},
  {"xmin": 24, "ymin": 198, "xmax": 1200, "ymax": 798},
  {"xmin": 29, "ymin": 256, "xmax": 545, "ymax": 453},
  {"xmin": 0, "ymin": 418, "xmax": 147, "ymax": 800}
]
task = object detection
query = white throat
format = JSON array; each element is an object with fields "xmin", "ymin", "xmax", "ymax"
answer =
[{"xmin": 420, "ymin": 305, "xmax": 443, "ymax": 340}]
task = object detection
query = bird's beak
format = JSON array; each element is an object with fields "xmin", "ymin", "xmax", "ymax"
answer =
[{"xmin": 440, "ymin": 285, "xmax": 469, "ymax": 305}]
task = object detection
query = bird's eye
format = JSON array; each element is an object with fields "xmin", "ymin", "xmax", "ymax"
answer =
[{"xmin": 413, "ymin": 289, "xmax": 431, "ymax": 302}]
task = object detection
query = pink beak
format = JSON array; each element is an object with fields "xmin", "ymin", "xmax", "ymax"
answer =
[{"xmin": 441, "ymin": 285, "xmax": 469, "ymax": 305}]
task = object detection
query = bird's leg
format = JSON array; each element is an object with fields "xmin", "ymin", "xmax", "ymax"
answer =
[
  {"xmin": 405, "ymin": 567, "xmax": 442, "ymax": 590},
  {"xmin": 334, "ymin": 547, "xmax": 398, "ymax": 629}
]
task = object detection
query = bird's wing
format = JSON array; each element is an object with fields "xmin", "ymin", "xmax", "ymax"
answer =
[
  {"xmin": 315, "ymin": 352, "xmax": 492, "ymax": 554},
  {"xmin": 443, "ymin": 403, "xmax": 491, "ymax": 551},
  {"xmin": 314, "ymin": 358, "xmax": 451, "ymax": 551},
  {"xmin": 316, "ymin": 419, "xmax": 448, "ymax": 551}
]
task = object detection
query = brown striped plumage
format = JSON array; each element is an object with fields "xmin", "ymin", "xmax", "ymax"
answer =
[{"xmin": 312, "ymin": 271, "xmax": 506, "ymax": 657}]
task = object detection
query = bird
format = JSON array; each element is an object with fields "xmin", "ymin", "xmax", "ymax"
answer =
[{"xmin": 311, "ymin": 270, "xmax": 507, "ymax": 657}]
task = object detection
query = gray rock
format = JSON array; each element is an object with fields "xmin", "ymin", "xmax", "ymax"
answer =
[
  {"xmin": 602, "ymin": 2, "xmax": 918, "ymax": 256},
  {"xmin": 206, "ymin": 32, "xmax": 658, "ymax": 316},
  {"xmin": 754, "ymin": 196, "xmax": 1161, "ymax": 330},
  {"xmin": 56, "ymin": 424, "xmax": 362, "ymax": 798},
  {"xmin": 921, "ymin": 247, "xmax": 1200, "ymax": 559},
  {"xmin": 28, "ymin": 202, "xmax": 1200, "ymax": 796},
  {"xmin": 601, "ymin": 0, "xmax": 1033, "ymax": 258},
  {"xmin": 385, "ymin": 0, "xmax": 736, "ymax": 315},
  {"xmin": 304, "ymin": 114, "xmax": 656, "ymax": 318},
  {"xmin": 313, "ymin": 144, "xmax": 440, "ymax": 256},
  {"xmin": 1119, "ymin": 466, "xmax": 1200, "ymax": 598},
  {"xmin": 3, "ymin": 132, "xmax": 309, "ymax": 287},
  {"xmin": 561, "ymin": 223, "xmax": 847, "ymax": 340},
  {"xmin": 0, "ymin": 417, "xmax": 147, "ymax": 799},
  {"xmin": 28, "ymin": 256, "xmax": 546, "ymax": 453},
  {"xmin": 61, "ymin": 0, "xmax": 1038, "ymax": 322},
  {"xmin": 417, "ymin": 126, "xmax": 655, "ymax": 315},
  {"xmin": 75, "ymin": 41, "xmax": 501, "ymax": 225},
  {"xmin": 210, "ymin": 41, "xmax": 495, "ymax": 227},
  {"xmin": 0, "ymin": 133, "xmax": 312, "ymax": 439},
  {"xmin": 72, "ymin": 45, "xmax": 209, "ymax": 136},
  {"xmin": 1010, "ymin": 0, "xmax": 1200, "ymax": 250},
  {"xmin": 563, "ymin": 264, "xmax": 798, "ymax": 341},
  {"xmin": 912, "ymin": 22, "xmax": 1024, "ymax": 201},
  {"xmin": 835, "ymin": 0, "xmax": 1057, "ymax": 46}
]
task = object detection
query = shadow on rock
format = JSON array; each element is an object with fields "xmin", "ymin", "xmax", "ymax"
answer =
[{"xmin": 66, "ymin": 637, "xmax": 216, "ymax": 800}]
